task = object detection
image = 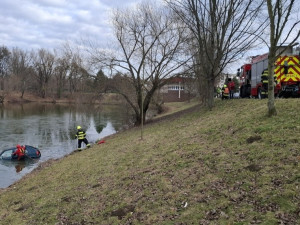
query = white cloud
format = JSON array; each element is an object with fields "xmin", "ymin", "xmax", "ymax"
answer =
[
  {"xmin": 0, "ymin": 0, "xmax": 144, "ymax": 50},
  {"xmin": 34, "ymin": 0, "xmax": 68, "ymax": 7}
]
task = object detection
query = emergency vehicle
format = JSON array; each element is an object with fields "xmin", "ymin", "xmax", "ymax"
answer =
[{"xmin": 237, "ymin": 46, "xmax": 300, "ymax": 98}]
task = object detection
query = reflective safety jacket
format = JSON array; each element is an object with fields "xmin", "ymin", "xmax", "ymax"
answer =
[
  {"xmin": 261, "ymin": 69, "xmax": 268, "ymax": 84},
  {"xmin": 13, "ymin": 146, "xmax": 25, "ymax": 160},
  {"xmin": 75, "ymin": 129, "xmax": 86, "ymax": 140},
  {"xmin": 222, "ymin": 87, "xmax": 229, "ymax": 95}
]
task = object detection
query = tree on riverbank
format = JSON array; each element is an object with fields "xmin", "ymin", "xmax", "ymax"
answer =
[
  {"xmin": 10, "ymin": 48, "xmax": 34, "ymax": 98},
  {"xmin": 0, "ymin": 46, "xmax": 10, "ymax": 91},
  {"xmin": 166, "ymin": 0, "xmax": 266, "ymax": 109},
  {"xmin": 0, "ymin": 45, "xmax": 101, "ymax": 102},
  {"xmin": 89, "ymin": 2, "xmax": 191, "ymax": 125}
]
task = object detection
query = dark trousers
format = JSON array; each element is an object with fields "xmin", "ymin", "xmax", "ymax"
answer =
[
  {"xmin": 78, "ymin": 138, "xmax": 89, "ymax": 148},
  {"xmin": 262, "ymin": 83, "xmax": 268, "ymax": 98},
  {"xmin": 229, "ymin": 90, "xmax": 234, "ymax": 99}
]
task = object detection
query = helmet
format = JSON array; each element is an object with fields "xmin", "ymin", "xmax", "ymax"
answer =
[
  {"xmin": 77, "ymin": 126, "xmax": 81, "ymax": 130},
  {"xmin": 16, "ymin": 144, "xmax": 21, "ymax": 148},
  {"xmin": 224, "ymin": 85, "xmax": 227, "ymax": 88}
]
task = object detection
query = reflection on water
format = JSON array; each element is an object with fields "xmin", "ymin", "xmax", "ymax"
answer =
[
  {"xmin": 15, "ymin": 162, "xmax": 25, "ymax": 173},
  {"xmin": 0, "ymin": 157, "xmax": 40, "ymax": 187},
  {"xmin": 0, "ymin": 102, "xmax": 133, "ymax": 188}
]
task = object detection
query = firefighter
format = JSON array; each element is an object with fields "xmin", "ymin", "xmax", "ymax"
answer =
[
  {"xmin": 222, "ymin": 84, "xmax": 229, "ymax": 100},
  {"xmin": 75, "ymin": 126, "xmax": 91, "ymax": 150},
  {"xmin": 261, "ymin": 69, "xmax": 268, "ymax": 98},
  {"xmin": 12, "ymin": 145, "xmax": 26, "ymax": 160}
]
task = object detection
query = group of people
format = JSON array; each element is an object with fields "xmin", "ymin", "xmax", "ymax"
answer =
[{"xmin": 216, "ymin": 79, "xmax": 236, "ymax": 100}]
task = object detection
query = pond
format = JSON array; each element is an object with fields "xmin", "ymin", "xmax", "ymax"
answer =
[{"xmin": 0, "ymin": 102, "xmax": 133, "ymax": 189}]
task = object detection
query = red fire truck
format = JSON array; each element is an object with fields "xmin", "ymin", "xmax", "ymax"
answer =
[{"xmin": 237, "ymin": 46, "xmax": 300, "ymax": 98}]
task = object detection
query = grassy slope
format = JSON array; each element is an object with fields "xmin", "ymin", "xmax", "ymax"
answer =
[{"xmin": 0, "ymin": 99, "xmax": 299, "ymax": 225}]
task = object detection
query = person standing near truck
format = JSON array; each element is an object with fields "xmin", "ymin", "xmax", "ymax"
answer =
[
  {"xmin": 261, "ymin": 69, "xmax": 268, "ymax": 98},
  {"xmin": 228, "ymin": 79, "xmax": 235, "ymax": 99},
  {"xmin": 222, "ymin": 84, "xmax": 229, "ymax": 100}
]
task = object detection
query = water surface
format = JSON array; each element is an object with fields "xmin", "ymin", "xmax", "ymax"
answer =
[{"xmin": 0, "ymin": 102, "xmax": 133, "ymax": 188}]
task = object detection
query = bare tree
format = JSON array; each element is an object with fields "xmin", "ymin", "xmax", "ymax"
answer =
[
  {"xmin": 90, "ymin": 2, "xmax": 191, "ymax": 125},
  {"xmin": 68, "ymin": 54, "xmax": 89, "ymax": 94},
  {"xmin": 32, "ymin": 49, "xmax": 56, "ymax": 98},
  {"xmin": 166, "ymin": 0, "xmax": 266, "ymax": 109},
  {"xmin": 54, "ymin": 55, "xmax": 69, "ymax": 99},
  {"xmin": 54, "ymin": 44, "xmax": 92, "ymax": 100},
  {"xmin": 54, "ymin": 44, "xmax": 76, "ymax": 98},
  {"xmin": 55, "ymin": 44, "xmax": 90, "ymax": 96},
  {"xmin": 9, "ymin": 48, "xmax": 32, "ymax": 98},
  {"xmin": 0, "ymin": 46, "xmax": 10, "ymax": 91},
  {"xmin": 266, "ymin": 0, "xmax": 300, "ymax": 116}
]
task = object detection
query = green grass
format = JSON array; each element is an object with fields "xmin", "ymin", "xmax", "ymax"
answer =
[{"xmin": 0, "ymin": 98, "xmax": 300, "ymax": 224}]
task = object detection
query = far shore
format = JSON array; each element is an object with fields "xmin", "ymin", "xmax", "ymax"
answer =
[{"xmin": 0, "ymin": 91, "xmax": 124, "ymax": 105}]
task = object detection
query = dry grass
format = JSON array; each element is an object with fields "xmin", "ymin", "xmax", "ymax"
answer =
[
  {"xmin": 154, "ymin": 98, "xmax": 200, "ymax": 119},
  {"xmin": 0, "ymin": 98, "xmax": 299, "ymax": 224}
]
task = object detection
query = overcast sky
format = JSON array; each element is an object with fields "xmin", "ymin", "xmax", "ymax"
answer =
[
  {"xmin": 0, "ymin": 0, "xmax": 144, "ymax": 50},
  {"xmin": 1, "ymin": 0, "xmax": 298, "ymax": 73}
]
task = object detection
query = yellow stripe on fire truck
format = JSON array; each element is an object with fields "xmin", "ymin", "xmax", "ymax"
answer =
[{"xmin": 275, "ymin": 55, "xmax": 300, "ymax": 82}]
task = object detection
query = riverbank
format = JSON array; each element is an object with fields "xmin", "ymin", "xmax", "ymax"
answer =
[
  {"xmin": 0, "ymin": 99, "xmax": 299, "ymax": 224},
  {"xmin": 1, "ymin": 91, "xmax": 124, "ymax": 104}
]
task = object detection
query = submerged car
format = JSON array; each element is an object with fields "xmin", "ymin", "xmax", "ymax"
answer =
[{"xmin": 0, "ymin": 145, "xmax": 41, "ymax": 160}]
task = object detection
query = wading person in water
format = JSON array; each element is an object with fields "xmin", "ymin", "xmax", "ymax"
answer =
[{"xmin": 12, "ymin": 145, "xmax": 25, "ymax": 160}]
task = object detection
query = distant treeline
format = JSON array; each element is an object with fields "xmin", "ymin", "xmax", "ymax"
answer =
[{"xmin": 0, "ymin": 45, "xmax": 108, "ymax": 100}]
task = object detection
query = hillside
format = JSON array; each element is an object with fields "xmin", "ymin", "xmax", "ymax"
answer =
[{"xmin": 0, "ymin": 99, "xmax": 299, "ymax": 224}]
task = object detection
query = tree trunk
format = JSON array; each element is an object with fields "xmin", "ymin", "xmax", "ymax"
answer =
[
  {"xmin": 266, "ymin": 0, "xmax": 277, "ymax": 117},
  {"xmin": 21, "ymin": 90, "xmax": 25, "ymax": 99},
  {"xmin": 135, "ymin": 113, "xmax": 142, "ymax": 126},
  {"xmin": 267, "ymin": 52, "xmax": 277, "ymax": 116},
  {"xmin": 207, "ymin": 76, "xmax": 215, "ymax": 110}
]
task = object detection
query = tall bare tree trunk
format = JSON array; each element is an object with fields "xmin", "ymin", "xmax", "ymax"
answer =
[
  {"xmin": 207, "ymin": 76, "xmax": 215, "ymax": 110},
  {"xmin": 267, "ymin": 49, "xmax": 277, "ymax": 116},
  {"xmin": 266, "ymin": 0, "xmax": 277, "ymax": 116}
]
